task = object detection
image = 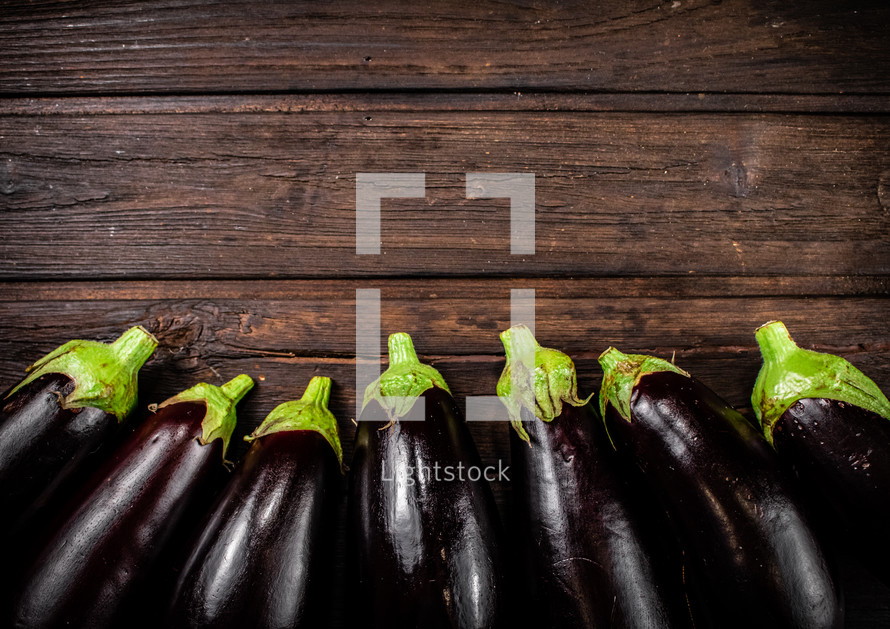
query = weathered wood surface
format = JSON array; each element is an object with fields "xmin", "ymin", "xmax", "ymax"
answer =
[
  {"xmin": 2, "ymin": 109, "xmax": 888, "ymax": 279},
  {"xmin": 2, "ymin": 0, "xmax": 889, "ymax": 95},
  {"xmin": 1, "ymin": 280, "xmax": 888, "ymax": 500},
  {"xmin": 2, "ymin": 0, "xmax": 889, "ymax": 624},
  {"xmin": 4, "ymin": 93, "xmax": 890, "ymax": 116},
  {"xmin": 2, "ymin": 278, "xmax": 888, "ymax": 444}
]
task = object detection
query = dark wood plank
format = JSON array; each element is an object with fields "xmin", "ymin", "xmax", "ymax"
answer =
[
  {"xmin": 2, "ymin": 275, "xmax": 887, "ymax": 301},
  {"xmin": 1, "ymin": 280, "xmax": 886, "ymax": 421},
  {"xmin": 4, "ymin": 93, "xmax": 890, "ymax": 116},
  {"xmin": 2, "ymin": 110, "xmax": 888, "ymax": 279},
  {"xmin": 3, "ymin": 276, "xmax": 886, "ymax": 429},
  {"xmin": 1, "ymin": 0, "xmax": 888, "ymax": 95}
]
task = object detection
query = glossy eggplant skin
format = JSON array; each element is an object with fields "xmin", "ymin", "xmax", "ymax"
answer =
[
  {"xmin": 603, "ymin": 372, "xmax": 843, "ymax": 629},
  {"xmin": 166, "ymin": 430, "xmax": 340, "ymax": 628},
  {"xmin": 9, "ymin": 401, "xmax": 224, "ymax": 629},
  {"xmin": 774, "ymin": 397, "xmax": 890, "ymax": 580},
  {"xmin": 0, "ymin": 373, "xmax": 116, "ymax": 537},
  {"xmin": 512, "ymin": 402, "xmax": 689, "ymax": 629},
  {"xmin": 348, "ymin": 387, "xmax": 508, "ymax": 629}
]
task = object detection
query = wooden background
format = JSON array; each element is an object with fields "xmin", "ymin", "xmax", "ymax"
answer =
[{"xmin": 1, "ymin": 0, "xmax": 889, "ymax": 625}]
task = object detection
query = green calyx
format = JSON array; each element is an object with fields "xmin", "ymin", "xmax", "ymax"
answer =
[
  {"xmin": 598, "ymin": 347, "xmax": 689, "ymax": 422},
  {"xmin": 752, "ymin": 320, "xmax": 890, "ymax": 446},
  {"xmin": 157, "ymin": 374, "xmax": 254, "ymax": 457},
  {"xmin": 362, "ymin": 332, "xmax": 450, "ymax": 423},
  {"xmin": 246, "ymin": 376, "xmax": 344, "ymax": 472},
  {"xmin": 497, "ymin": 325, "xmax": 591, "ymax": 443},
  {"xmin": 7, "ymin": 326, "xmax": 158, "ymax": 421}
]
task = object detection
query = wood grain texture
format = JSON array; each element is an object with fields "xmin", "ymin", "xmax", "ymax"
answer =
[
  {"xmin": 4, "ymin": 93, "xmax": 890, "ymax": 117},
  {"xmin": 4, "ymin": 276, "xmax": 886, "ymax": 435},
  {"xmin": 1, "ymin": 279, "xmax": 887, "ymax": 429},
  {"xmin": 2, "ymin": 110, "xmax": 888, "ymax": 279},
  {"xmin": 1, "ymin": 0, "xmax": 888, "ymax": 95},
  {"xmin": 2, "ymin": 0, "xmax": 889, "ymax": 623}
]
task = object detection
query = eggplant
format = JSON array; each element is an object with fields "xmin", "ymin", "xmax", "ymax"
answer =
[
  {"xmin": 348, "ymin": 332, "xmax": 508, "ymax": 629},
  {"xmin": 8, "ymin": 374, "xmax": 253, "ymax": 629},
  {"xmin": 165, "ymin": 375, "xmax": 343, "ymax": 628},
  {"xmin": 598, "ymin": 348, "xmax": 843, "ymax": 629},
  {"xmin": 752, "ymin": 320, "xmax": 890, "ymax": 581},
  {"xmin": 499, "ymin": 326, "xmax": 690, "ymax": 629},
  {"xmin": 0, "ymin": 326, "xmax": 157, "ymax": 538}
]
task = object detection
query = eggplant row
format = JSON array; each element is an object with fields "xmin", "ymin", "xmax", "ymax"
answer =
[
  {"xmin": 501, "ymin": 325, "xmax": 691, "ymax": 629},
  {"xmin": 3, "ymin": 322, "xmax": 889, "ymax": 629},
  {"xmin": 165, "ymin": 376, "xmax": 343, "ymax": 629},
  {"xmin": 599, "ymin": 349, "xmax": 844, "ymax": 629},
  {"xmin": 7, "ymin": 375, "xmax": 253, "ymax": 629}
]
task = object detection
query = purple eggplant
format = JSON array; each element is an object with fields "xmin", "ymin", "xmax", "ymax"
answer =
[
  {"xmin": 500, "ymin": 326, "xmax": 690, "ymax": 629},
  {"xmin": 0, "ymin": 326, "xmax": 157, "ymax": 537},
  {"xmin": 752, "ymin": 320, "xmax": 890, "ymax": 582},
  {"xmin": 165, "ymin": 375, "xmax": 343, "ymax": 628},
  {"xmin": 348, "ymin": 332, "xmax": 508, "ymax": 629},
  {"xmin": 8, "ymin": 374, "xmax": 253, "ymax": 629},
  {"xmin": 598, "ymin": 348, "xmax": 843, "ymax": 629}
]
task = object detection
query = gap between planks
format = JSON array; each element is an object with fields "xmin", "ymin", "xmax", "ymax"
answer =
[
  {"xmin": 0, "ymin": 275, "xmax": 888, "ymax": 302},
  {"xmin": 2, "ymin": 92, "xmax": 890, "ymax": 116}
]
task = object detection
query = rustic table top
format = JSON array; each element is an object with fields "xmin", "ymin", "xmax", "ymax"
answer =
[{"xmin": 1, "ymin": 1, "xmax": 888, "ymax": 625}]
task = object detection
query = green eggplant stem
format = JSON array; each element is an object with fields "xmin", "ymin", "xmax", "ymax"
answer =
[
  {"xmin": 597, "ymin": 346, "xmax": 625, "ymax": 374},
  {"xmin": 111, "ymin": 326, "xmax": 158, "ymax": 367},
  {"xmin": 497, "ymin": 324, "xmax": 590, "ymax": 444},
  {"xmin": 7, "ymin": 326, "xmax": 158, "ymax": 421},
  {"xmin": 157, "ymin": 374, "xmax": 254, "ymax": 457},
  {"xmin": 388, "ymin": 333, "xmax": 420, "ymax": 370},
  {"xmin": 219, "ymin": 375, "xmax": 254, "ymax": 403},
  {"xmin": 361, "ymin": 332, "xmax": 450, "ymax": 423},
  {"xmin": 754, "ymin": 321, "xmax": 797, "ymax": 363},
  {"xmin": 247, "ymin": 376, "xmax": 344, "ymax": 472},
  {"xmin": 752, "ymin": 320, "xmax": 890, "ymax": 446},
  {"xmin": 598, "ymin": 347, "xmax": 688, "ymax": 424}
]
